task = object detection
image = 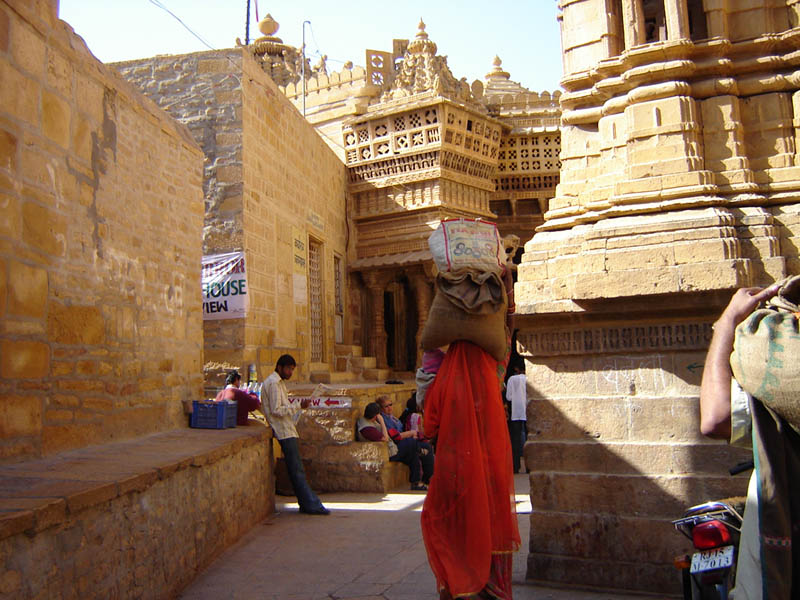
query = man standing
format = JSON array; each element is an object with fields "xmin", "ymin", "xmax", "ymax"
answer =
[
  {"xmin": 506, "ymin": 363, "xmax": 528, "ymax": 474},
  {"xmin": 261, "ymin": 354, "xmax": 329, "ymax": 515}
]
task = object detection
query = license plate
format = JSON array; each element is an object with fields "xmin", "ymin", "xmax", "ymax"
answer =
[{"xmin": 690, "ymin": 545, "xmax": 734, "ymax": 573}]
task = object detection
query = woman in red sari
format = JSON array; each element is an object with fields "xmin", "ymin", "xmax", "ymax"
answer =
[{"xmin": 421, "ymin": 340, "xmax": 520, "ymax": 599}]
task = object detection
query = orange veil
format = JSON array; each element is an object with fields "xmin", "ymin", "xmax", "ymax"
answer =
[{"xmin": 421, "ymin": 341, "xmax": 520, "ymax": 598}]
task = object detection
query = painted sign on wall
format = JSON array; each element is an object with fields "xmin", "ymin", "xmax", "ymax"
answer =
[
  {"xmin": 202, "ymin": 251, "xmax": 248, "ymax": 320},
  {"xmin": 288, "ymin": 396, "xmax": 353, "ymax": 408}
]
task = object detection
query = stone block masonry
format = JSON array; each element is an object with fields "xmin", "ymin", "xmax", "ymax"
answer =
[
  {"xmin": 116, "ymin": 47, "xmax": 350, "ymax": 386},
  {"xmin": 0, "ymin": 425, "xmax": 274, "ymax": 599},
  {"xmin": 0, "ymin": 0, "xmax": 205, "ymax": 461}
]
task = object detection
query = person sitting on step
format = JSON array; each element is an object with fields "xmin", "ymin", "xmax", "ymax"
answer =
[{"xmin": 357, "ymin": 401, "xmax": 431, "ymax": 491}]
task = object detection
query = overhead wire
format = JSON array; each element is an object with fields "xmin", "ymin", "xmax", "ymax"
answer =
[
  {"xmin": 147, "ymin": 0, "xmax": 216, "ymax": 51},
  {"xmin": 146, "ymin": 0, "xmax": 242, "ymax": 86}
]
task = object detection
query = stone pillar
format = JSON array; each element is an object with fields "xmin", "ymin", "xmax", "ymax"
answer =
[
  {"xmin": 700, "ymin": 94, "xmax": 758, "ymax": 196},
  {"xmin": 408, "ymin": 266, "xmax": 435, "ymax": 367},
  {"xmin": 665, "ymin": 0, "xmax": 690, "ymax": 39},
  {"xmin": 704, "ymin": 0, "xmax": 730, "ymax": 39},
  {"xmin": 793, "ymin": 90, "xmax": 800, "ymax": 168},
  {"xmin": 621, "ymin": 0, "xmax": 645, "ymax": 48},
  {"xmin": 363, "ymin": 271, "xmax": 389, "ymax": 369}
]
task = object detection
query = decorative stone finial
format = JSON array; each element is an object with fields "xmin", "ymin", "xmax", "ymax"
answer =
[
  {"xmin": 258, "ymin": 14, "xmax": 279, "ymax": 37},
  {"xmin": 407, "ymin": 18, "xmax": 436, "ymax": 55},
  {"xmin": 486, "ymin": 55, "xmax": 510, "ymax": 79}
]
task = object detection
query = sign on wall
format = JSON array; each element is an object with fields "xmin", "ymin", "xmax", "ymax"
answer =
[
  {"xmin": 202, "ymin": 251, "xmax": 248, "ymax": 320},
  {"xmin": 288, "ymin": 396, "xmax": 352, "ymax": 409}
]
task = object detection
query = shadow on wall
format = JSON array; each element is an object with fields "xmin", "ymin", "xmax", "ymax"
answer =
[{"xmin": 521, "ymin": 351, "xmax": 751, "ymax": 594}]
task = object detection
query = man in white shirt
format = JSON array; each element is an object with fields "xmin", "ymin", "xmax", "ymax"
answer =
[
  {"xmin": 506, "ymin": 363, "xmax": 528, "ymax": 474},
  {"xmin": 261, "ymin": 354, "xmax": 329, "ymax": 515}
]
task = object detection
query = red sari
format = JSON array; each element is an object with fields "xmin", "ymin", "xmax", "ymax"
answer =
[{"xmin": 421, "ymin": 341, "xmax": 520, "ymax": 599}]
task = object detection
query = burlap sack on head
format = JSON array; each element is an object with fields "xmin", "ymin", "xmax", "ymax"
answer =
[
  {"xmin": 731, "ymin": 275, "xmax": 800, "ymax": 428},
  {"xmin": 420, "ymin": 270, "xmax": 508, "ymax": 362}
]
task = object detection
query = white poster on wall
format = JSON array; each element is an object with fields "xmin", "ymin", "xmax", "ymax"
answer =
[{"xmin": 202, "ymin": 251, "xmax": 248, "ymax": 320}]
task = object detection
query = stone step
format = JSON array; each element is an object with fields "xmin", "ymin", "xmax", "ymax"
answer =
[
  {"xmin": 310, "ymin": 370, "xmax": 357, "ymax": 384},
  {"xmin": 351, "ymin": 356, "xmax": 376, "ymax": 369},
  {"xmin": 334, "ymin": 343, "xmax": 363, "ymax": 358},
  {"xmin": 362, "ymin": 368, "xmax": 392, "ymax": 381}
]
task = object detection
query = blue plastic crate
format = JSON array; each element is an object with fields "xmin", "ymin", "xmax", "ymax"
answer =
[
  {"xmin": 190, "ymin": 401, "xmax": 226, "ymax": 429},
  {"xmin": 225, "ymin": 401, "xmax": 238, "ymax": 428}
]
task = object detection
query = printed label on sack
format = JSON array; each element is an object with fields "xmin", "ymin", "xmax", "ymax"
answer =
[{"xmin": 429, "ymin": 219, "xmax": 503, "ymax": 274}]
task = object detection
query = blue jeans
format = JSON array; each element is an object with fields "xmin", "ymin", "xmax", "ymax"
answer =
[{"xmin": 278, "ymin": 437, "xmax": 325, "ymax": 512}]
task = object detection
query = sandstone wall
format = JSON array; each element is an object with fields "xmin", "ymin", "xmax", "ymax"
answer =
[
  {"xmin": 114, "ymin": 50, "xmax": 247, "ymax": 385},
  {"xmin": 116, "ymin": 48, "xmax": 349, "ymax": 383},
  {"xmin": 516, "ymin": 1, "xmax": 800, "ymax": 593},
  {"xmin": 240, "ymin": 50, "xmax": 349, "ymax": 378},
  {"xmin": 0, "ymin": 0, "xmax": 205, "ymax": 461},
  {"xmin": 519, "ymin": 310, "xmax": 752, "ymax": 593},
  {"xmin": 0, "ymin": 427, "xmax": 273, "ymax": 599}
]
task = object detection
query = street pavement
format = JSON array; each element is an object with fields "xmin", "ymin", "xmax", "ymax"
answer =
[{"xmin": 179, "ymin": 473, "xmax": 662, "ymax": 600}]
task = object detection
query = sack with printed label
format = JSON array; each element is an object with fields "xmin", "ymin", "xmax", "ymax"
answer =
[
  {"xmin": 428, "ymin": 218, "xmax": 504, "ymax": 275},
  {"xmin": 731, "ymin": 275, "xmax": 800, "ymax": 428},
  {"xmin": 420, "ymin": 270, "xmax": 508, "ymax": 362}
]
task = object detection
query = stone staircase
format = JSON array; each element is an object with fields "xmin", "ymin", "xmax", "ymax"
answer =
[{"xmin": 308, "ymin": 344, "xmax": 392, "ymax": 383}]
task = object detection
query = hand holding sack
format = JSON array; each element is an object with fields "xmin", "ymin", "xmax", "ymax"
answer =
[{"xmin": 731, "ymin": 275, "xmax": 800, "ymax": 428}]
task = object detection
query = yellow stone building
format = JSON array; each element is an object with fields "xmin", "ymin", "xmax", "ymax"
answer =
[
  {"xmin": 275, "ymin": 20, "xmax": 562, "ymax": 374},
  {"xmin": 116, "ymin": 17, "xmax": 562, "ymax": 382},
  {"xmin": 515, "ymin": 0, "xmax": 800, "ymax": 592}
]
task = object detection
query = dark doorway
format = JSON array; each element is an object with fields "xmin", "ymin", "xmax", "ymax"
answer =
[{"xmin": 383, "ymin": 277, "xmax": 419, "ymax": 372}]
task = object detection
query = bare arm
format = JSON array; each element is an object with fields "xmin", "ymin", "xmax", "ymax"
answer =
[{"xmin": 699, "ymin": 285, "xmax": 779, "ymax": 438}]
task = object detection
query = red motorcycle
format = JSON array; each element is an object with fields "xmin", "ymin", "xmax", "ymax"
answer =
[{"xmin": 672, "ymin": 462, "xmax": 750, "ymax": 599}]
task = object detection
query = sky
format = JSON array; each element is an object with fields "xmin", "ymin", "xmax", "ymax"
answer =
[{"xmin": 58, "ymin": 0, "xmax": 564, "ymax": 93}]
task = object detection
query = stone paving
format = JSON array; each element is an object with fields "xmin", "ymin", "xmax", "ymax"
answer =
[{"xmin": 178, "ymin": 474, "xmax": 662, "ymax": 600}]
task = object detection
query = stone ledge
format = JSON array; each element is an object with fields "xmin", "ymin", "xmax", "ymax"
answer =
[{"xmin": 0, "ymin": 423, "xmax": 271, "ymax": 541}]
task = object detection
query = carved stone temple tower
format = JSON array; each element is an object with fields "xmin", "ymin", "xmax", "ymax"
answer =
[{"xmin": 516, "ymin": 0, "xmax": 800, "ymax": 593}]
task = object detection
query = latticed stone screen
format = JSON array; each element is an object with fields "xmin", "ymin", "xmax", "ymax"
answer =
[
  {"xmin": 344, "ymin": 106, "xmax": 442, "ymax": 165},
  {"xmin": 309, "ymin": 239, "xmax": 324, "ymax": 362},
  {"xmin": 496, "ymin": 133, "xmax": 561, "ymax": 192}
]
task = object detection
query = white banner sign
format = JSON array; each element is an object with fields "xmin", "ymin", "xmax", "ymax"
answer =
[
  {"xmin": 289, "ymin": 396, "xmax": 353, "ymax": 409},
  {"xmin": 202, "ymin": 251, "xmax": 248, "ymax": 320}
]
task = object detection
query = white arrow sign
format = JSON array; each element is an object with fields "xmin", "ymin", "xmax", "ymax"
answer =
[{"xmin": 289, "ymin": 396, "xmax": 352, "ymax": 408}]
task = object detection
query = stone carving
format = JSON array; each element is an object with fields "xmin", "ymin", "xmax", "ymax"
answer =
[
  {"xmin": 380, "ymin": 20, "xmax": 476, "ymax": 105},
  {"xmin": 517, "ymin": 322, "xmax": 713, "ymax": 357},
  {"xmin": 249, "ymin": 14, "xmax": 326, "ymax": 87}
]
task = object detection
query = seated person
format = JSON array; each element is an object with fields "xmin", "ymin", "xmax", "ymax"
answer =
[
  {"xmin": 215, "ymin": 370, "xmax": 261, "ymax": 426},
  {"xmin": 400, "ymin": 393, "xmax": 427, "ymax": 441},
  {"xmin": 378, "ymin": 395, "xmax": 435, "ymax": 464},
  {"xmin": 357, "ymin": 402, "xmax": 430, "ymax": 491}
]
